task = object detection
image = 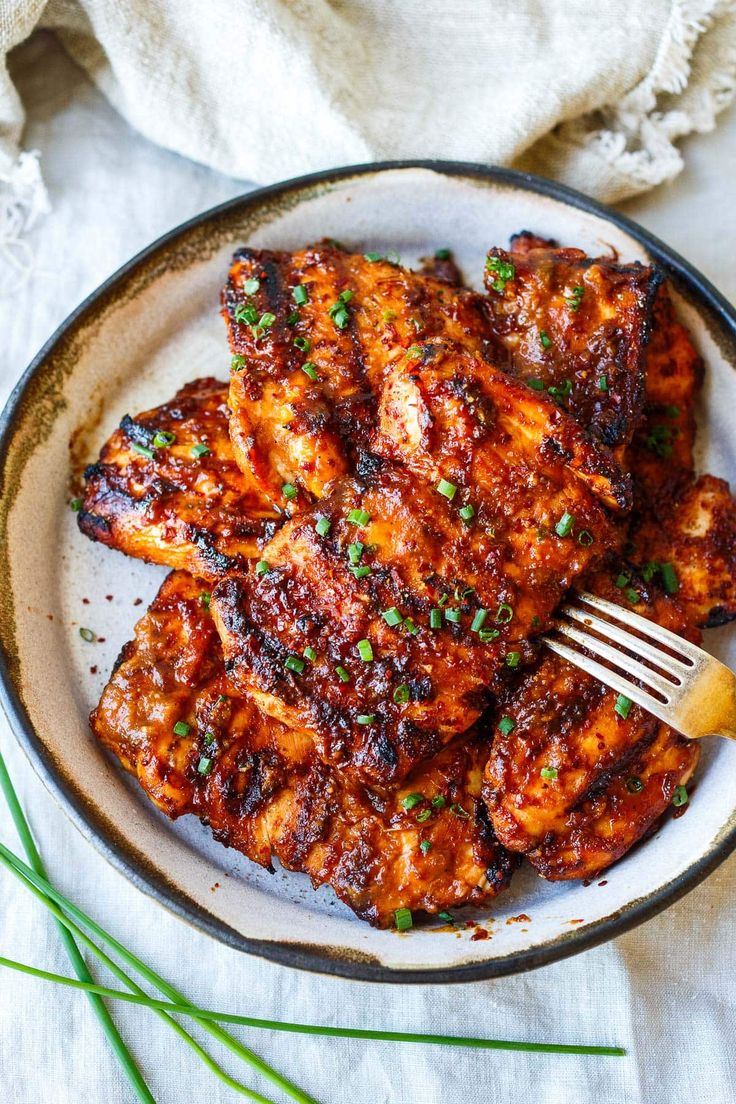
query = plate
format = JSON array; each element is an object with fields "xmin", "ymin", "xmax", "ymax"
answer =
[{"xmin": 1, "ymin": 161, "xmax": 735, "ymax": 983}]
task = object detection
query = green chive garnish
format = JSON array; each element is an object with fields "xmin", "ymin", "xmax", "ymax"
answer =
[
  {"xmin": 356, "ymin": 639, "xmax": 373, "ymax": 662},
  {"xmin": 255, "ymin": 559, "xmax": 270, "ymax": 575},
  {"xmin": 478, "ymin": 628, "xmax": 500, "ymax": 642},
  {"xmin": 555, "ymin": 512, "xmax": 575, "ymax": 537},
  {"xmin": 401, "ymin": 793, "xmax": 424, "ymax": 810},
  {"xmin": 191, "ymin": 444, "xmax": 210, "ymax": 458},
  {"xmin": 540, "ymin": 330, "xmax": 552, "ymax": 349},
  {"xmin": 505, "ymin": 651, "xmax": 521, "ymax": 668},
  {"xmin": 282, "ymin": 483, "xmax": 297, "ymax": 500},
  {"xmin": 626, "ymin": 776, "xmax": 644, "ymax": 793},
  {"xmin": 315, "ymin": 516, "xmax": 331, "ymax": 537},
  {"xmin": 79, "ymin": 628, "xmax": 96, "ymax": 643},
  {"xmin": 347, "ymin": 508, "xmax": 370, "ymax": 526},
  {"xmin": 528, "ymin": 378, "xmax": 545, "ymax": 390},
  {"xmin": 437, "ymin": 478, "xmax": 457, "ymax": 501},
  {"xmin": 625, "ymin": 588, "xmax": 640, "ymax": 604},
  {"xmin": 173, "ymin": 721, "xmax": 190, "ymax": 737},
  {"xmin": 231, "ymin": 354, "xmax": 246, "ymax": 371},
  {"xmin": 152, "ymin": 431, "xmax": 175, "ymax": 448},
  {"xmin": 348, "ymin": 542, "xmax": 364, "ymax": 565},
  {"xmin": 303, "ymin": 646, "xmax": 317, "ymax": 662},
  {"xmin": 445, "ymin": 608, "xmax": 462, "ymax": 624},
  {"xmin": 199, "ymin": 592, "xmax": 211, "ymax": 609},
  {"xmin": 660, "ymin": 562, "xmax": 679, "ymax": 595},
  {"xmin": 672, "ymin": 785, "xmax": 688, "ymax": 807},
  {"xmin": 431, "ymin": 794, "xmax": 446, "ymax": 809},
  {"xmin": 292, "ymin": 284, "xmax": 309, "ymax": 305},
  {"xmin": 495, "ymin": 602, "xmax": 514, "ymax": 623},
  {"xmin": 335, "ymin": 666, "xmax": 350, "ymax": 683},
  {"xmin": 242, "ymin": 277, "xmax": 260, "ymax": 295},
  {"xmin": 566, "ymin": 285, "xmax": 584, "ymax": 312},
  {"xmin": 356, "ymin": 714, "xmax": 376, "ymax": 725},
  {"xmin": 420, "ymin": 840, "xmax": 432, "ymax": 854},
  {"xmin": 393, "ymin": 683, "xmax": 410, "ymax": 704},
  {"xmin": 449, "ymin": 803, "xmax": 469, "ymax": 819},
  {"xmin": 69, "ymin": 498, "xmax": 82, "ymax": 512},
  {"xmin": 197, "ymin": 757, "xmax": 213, "ymax": 776},
  {"xmin": 540, "ymin": 766, "xmax": 558, "ymax": 781},
  {"xmin": 132, "ymin": 442, "xmax": 154, "ymax": 459},
  {"xmin": 203, "ymin": 732, "xmax": 215, "ymax": 746},
  {"xmin": 405, "ymin": 344, "xmax": 423, "ymax": 360},
  {"xmin": 285, "ymin": 655, "xmax": 305, "ymax": 674},
  {"xmin": 293, "ymin": 336, "xmax": 311, "ymax": 353},
  {"xmin": 498, "ymin": 716, "xmax": 515, "ymax": 736},
  {"xmin": 382, "ymin": 607, "xmax": 403, "ymax": 627},
  {"xmin": 416, "ymin": 808, "xmax": 432, "ymax": 823},
  {"xmin": 597, "ymin": 375, "xmax": 609, "ymax": 391},
  {"xmin": 403, "ymin": 617, "xmax": 419, "ymax": 635},
  {"xmin": 434, "ymin": 248, "xmax": 451, "ymax": 260},
  {"xmin": 394, "ymin": 907, "xmax": 413, "ymax": 931},
  {"xmin": 577, "ymin": 530, "xmax": 594, "ymax": 546},
  {"xmin": 485, "ymin": 256, "xmax": 516, "ymax": 293},
  {"xmin": 615, "ymin": 694, "xmax": 632, "ymax": 720},
  {"xmin": 470, "ymin": 609, "xmax": 488, "ymax": 633},
  {"xmin": 459, "ymin": 503, "xmax": 475, "ymax": 522},
  {"xmin": 429, "ymin": 609, "xmax": 442, "ymax": 629},
  {"xmin": 363, "ymin": 252, "xmax": 383, "ymax": 263},
  {"xmin": 350, "ymin": 565, "xmax": 371, "ymax": 579},
  {"xmin": 301, "ymin": 361, "xmax": 319, "ymax": 380},
  {"xmin": 234, "ymin": 303, "xmax": 258, "ymax": 324}
]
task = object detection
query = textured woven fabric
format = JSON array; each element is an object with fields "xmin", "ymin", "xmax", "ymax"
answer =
[{"xmin": 0, "ymin": 31, "xmax": 735, "ymax": 1104}]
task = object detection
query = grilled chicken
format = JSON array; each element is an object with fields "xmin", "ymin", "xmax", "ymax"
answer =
[
  {"xmin": 222, "ymin": 244, "xmax": 495, "ymax": 506},
  {"xmin": 212, "ymin": 340, "xmax": 627, "ymax": 787},
  {"xmin": 92, "ymin": 571, "xmax": 515, "ymax": 926},
  {"xmin": 482, "ymin": 232, "xmax": 662, "ymax": 450},
  {"xmin": 78, "ymin": 379, "xmax": 278, "ymax": 580}
]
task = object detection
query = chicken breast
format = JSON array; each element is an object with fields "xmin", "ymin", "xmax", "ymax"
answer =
[{"xmin": 92, "ymin": 571, "xmax": 516, "ymax": 927}]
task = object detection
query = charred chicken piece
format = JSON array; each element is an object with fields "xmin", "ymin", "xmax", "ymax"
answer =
[
  {"xmin": 484, "ymin": 233, "xmax": 662, "ymax": 451},
  {"xmin": 222, "ymin": 244, "xmax": 494, "ymax": 506},
  {"xmin": 78, "ymin": 379, "xmax": 278, "ymax": 580},
  {"xmin": 92, "ymin": 571, "xmax": 516, "ymax": 927}
]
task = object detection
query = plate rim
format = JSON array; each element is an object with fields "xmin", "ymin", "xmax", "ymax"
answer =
[{"xmin": 1, "ymin": 158, "xmax": 735, "ymax": 985}]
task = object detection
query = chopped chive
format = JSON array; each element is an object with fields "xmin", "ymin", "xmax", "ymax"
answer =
[
  {"xmin": 660, "ymin": 562, "xmax": 679, "ymax": 595},
  {"xmin": 191, "ymin": 444, "xmax": 210, "ymax": 458},
  {"xmin": 231, "ymin": 354, "xmax": 246, "ymax": 371},
  {"xmin": 505, "ymin": 651, "xmax": 521, "ymax": 668},
  {"xmin": 234, "ymin": 303, "xmax": 258, "ymax": 325},
  {"xmin": 69, "ymin": 498, "xmax": 82, "ymax": 512},
  {"xmin": 173, "ymin": 721, "xmax": 190, "ymax": 737},
  {"xmin": 642, "ymin": 560, "xmax": 660, "ymax": 583},
  {"xmin": 403, "ymin": 617, "xmax": 419, "ymax": 635},
  {"xmin": 498, "ymin": 716, "xmax": 515, "ymax": 736},
  {"xmin": 437, "ymin": 594, "xmax": 449, "ymax": 608},
  {"xmin": 449, "ymin": 803, "xmax": 469, "ymax": 819},
  {"xmin": 555, "ymin": 512, "xmax": 575, "ymax": 538},
  {"xmin": 292, "ymin": 284, "xmax": 309, "ymax": 305},
  {"xmin": 495, "ymin": 602, "xmax": 514, "ymax": 624},
  {"xmin": 485, "ymin": 255, "xmax": 516, "ymax": 293},
  {"xmin": 624, "ymin": 588, "xmax": 640, "ymax": 604},
  {"xmin": 258, "ymin": 312, "xmax": 276, "ymax": 330},
  {"xmin": 315, "ymin": 516, "xmax": 331, "ymax": 537},
  {"xmin": 203, "ymin": 731, "xmax": 215, "ymax": 746},
  {"xmin": 548, "ymin": 378, "xmax": 572, "ymax": 400},
  {"xmin": 437, "ymin": 478, "xmax": 457, "ymax": 501},
  {"xmin": 416, "ymin": 808, "xmax": 432, "ymax": 823},
  {"xmin": 285, "ymin": 655, "xmax": 305, "ymax": 674},
  {"xmin": 132, "ymin": 442, "xmax": 154, "ymax": 459},
  {"xmin": 393, "ymin": 683, "xmax": 410, "ymax": 704},
  {"xmin": 445, "ymin": 608, "xmax": 462, "ymax": 624},
  {"xmin": 363, "ymin": 251, "xmax": 383, "ymax": 263},
  {"xmin": 434, "ymin": 248, "xmax": 451, "ymax": 260},
  {"xmin": 540, "ymin": 766, "xmax": 558, "ymax": 781},
  {"xmin": 347, "ymin": 508, "xmax": 370, "ymax": 526},
  {"xmin": 356, "ymin": 639, "xmax": 373, "ymax": 662},
  {"xmin": 303, "ymin": 646, "xmax": 317, "ymax": 662},
  {"xmin": 429, "ymin": 608, "xmax": 442, "ymax": 629},
  {"xmin": 531, "ymin": 615, "xmax": 541, "ymax": 628},
  {"xmin": 242, "ymin": 277, "xmax": 260, "ymax": 296},
  {"xmin": 478, "ymin": 628, "xmax": 500, "ymax": 643},
  {"xmin": 455, "ymin": 584, "xmax": 474, "ymax": 600},
  {"xmin": 597, "ymin": 375, "xmax": 609, "ymax": 392},
  {"xmin": 459, "ymin": 503, "xmax": 475, "ymax": 522},
  {"xmin": 301, "ymin": 361, "xmax": 319, "ymax": 381},
  {"xmin": 348, "ymin": 542, "xmax": 364, "ymax": 565},
  {"xmin": 79, "ymin": 628, "xmax": 96, "ymax": 643},
  {"xmin": 255, "ymin": 559, "xmax": 270, "ymax": 576},
  {"xmin": 293, "ymin": 336, "xmax": 311, "ymax": 353},
  {"xmin": 401, "ymin": 793, "xmax": 424, "ymax": 810},
  {"xmin": 540, "ymin": 330, "xmax": 552, "ymax": 349},
  {"xmin": 335, "ymin": 665, "xmax": 351, "ymax": 683},
  {"xmin": 431, "ymin": 794, "xmax": 446, "ymax": 809},
  {"xmin": 470, "ymin": 609, "xmax": 488, "ymax": 633},
  {"xmin": 282, "ymin": 483, "xmax": 297, "ymax": 501},
  {"xmin": 199, "ymin": 592, "xmax": 211, "ymax": 609},
  {"xmin": 394, "ymin": 907, "xmax": 413, "ymax": 931},
  {"xmin": 197, "ymin": 757, "xmax": 213, "ymax": 776},
  {"xmin": 615, "ymin": 573, "xmax": 630, "ymax": 589},
  {"xmin": 672, "ymin": 785, "xmax": 688, "ymax": 807},
  {"xmin": 626, "ymin": 776, "xmax": 644, "ymax": 793},
  {"xmin": 615, "ymin": 694, "xmax": 632, "ymax": 720},
  {"xmin": 152, "ymin": 430, "xmax": 175, "ymax": 448},
  {"xmin": 420, "ymin": 840, "xmax": 432, "ymax": 855},
  {"xmin": 286, "ymin": 310, "xmax": 299, "ymax": 326},
  {"xmin": 383, "ymin": 309, "xmax": 397, "ymax": 322},
  {"xmin": 566, "ymin": 285, "xmax": 585, "ymax": 312},
  {"xmin": 405, "ymin": 344, "xmax": 424, "ymax": 360},
  {"xmin": 438, "ymin": 911, "xmax": 454, "ymax": 924},
  {"xmin": 350, "ymin": 565, "xmax": 371, "ymax": 579},
  {"xmin": 528, "ymin": 378, "xmax": 545, "ymax": 391},
  {"xmin": 577, "ymin": 529, "xmax": 594, "ymax": 546},
  {"xmin": 356, "ymin": 714, "xmax": 376, "ymax": 726},
  {"xmin": 382, "ymin": 607, "xmax": 403, "ymax": 627}
]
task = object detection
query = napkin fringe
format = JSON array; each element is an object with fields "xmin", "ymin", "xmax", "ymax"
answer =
[{"xmin": 0, "ymin": 150, "xmax": 50, "ymax": 294}]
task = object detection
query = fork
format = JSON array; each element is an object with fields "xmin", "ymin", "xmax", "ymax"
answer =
[{"xmin": 544, "ymin": 591, "xmax": 736, "ymax": 742}]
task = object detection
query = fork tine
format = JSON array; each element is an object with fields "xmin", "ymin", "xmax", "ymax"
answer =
[
  {"xmin": 561, "ymin": 604, "xmax": 692, "ymax": 679},
  {"xmin": 543, "ymin": 638, "xmax": 673, "ymax": 725},
  {"xmin": 555, "ymin": 621, "xmax": 679, "ymax": 700},
  {"xmin": 577, "ymin": 592, "xmax": 702, "ymax": 662}
]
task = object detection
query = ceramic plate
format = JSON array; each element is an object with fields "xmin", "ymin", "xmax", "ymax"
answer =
[{"xmin": 1, "ymin": 162, "xmax": 735, "ymax": 983}]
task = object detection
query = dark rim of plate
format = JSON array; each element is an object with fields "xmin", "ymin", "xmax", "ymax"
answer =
[{"xmin": 1, "ymin": 160, "xmax": 736, "ymax": 985}]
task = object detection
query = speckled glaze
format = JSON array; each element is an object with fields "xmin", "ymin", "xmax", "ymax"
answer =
[{"xmin": 1, "ymin": 162, "xmax": 735, "ymax": 983}]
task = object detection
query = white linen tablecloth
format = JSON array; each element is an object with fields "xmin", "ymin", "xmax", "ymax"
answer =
[{"xmin": 1, "ymin": 33, "xmax": 735, "ymax": 1104}]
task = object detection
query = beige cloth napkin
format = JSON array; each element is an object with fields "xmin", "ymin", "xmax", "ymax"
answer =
[{"xmin": 1, "ymin": 0, "xmax": 736, "ymax": 247}]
